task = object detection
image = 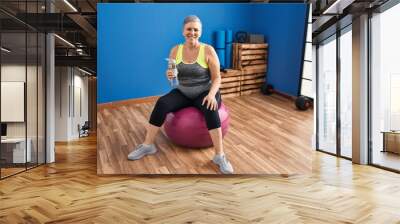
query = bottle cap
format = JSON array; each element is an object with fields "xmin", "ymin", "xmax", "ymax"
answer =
[{"xmin": 165, "ymin": 58, "xmax": 176, "ymax": 64}]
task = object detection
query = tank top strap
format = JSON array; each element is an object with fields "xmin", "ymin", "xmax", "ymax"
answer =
[
  {"xmin": 197, "ymin": 44, "xmax": 208, "ymax": 69},
  {"xmin": 175, "ymin": 44, "xmax": 183, "ymax": 64}
]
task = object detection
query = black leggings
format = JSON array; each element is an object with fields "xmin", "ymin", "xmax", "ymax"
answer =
[{"xmin": 149, "ymin": 89, "xmax": 222, "ymax": 130}]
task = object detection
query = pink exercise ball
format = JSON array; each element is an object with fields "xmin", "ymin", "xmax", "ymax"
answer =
[{"xmin": 164, "ymin": 103, "xmax": 230, "ymax": 148}]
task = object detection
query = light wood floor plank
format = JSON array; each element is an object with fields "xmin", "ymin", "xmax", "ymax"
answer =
[{"xmin": 1, "ymin": 140, "xmax": 400, "ymax": 223}]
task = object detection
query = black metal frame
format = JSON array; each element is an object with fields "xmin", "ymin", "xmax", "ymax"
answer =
[
  {"xmin": 316, "ymin": 0, "xmax": 400, "ymax": 172},
  {"xmin": 316, "ymin": 44, "xmax": 319, "ymax": 151},
  {"xmin": 25, "ymin": 4, "xmax": 28, "ymax": 170},
  {"xmin": 315, "ymin": 23, "xmax": 353, "ymax": 162},
  {"xmin": 36, "ymin": 2, "xmax": 39, "ymax": 168},
  {"xmin": 0, "ymin": 0, "xmax": 47, "ymax": 180},
  {"xmin": 367, "ymin": 10, "xmax": 373, "ymax": 166},
  {"xmin": 336, "ymin": 25, "xmax": 341, "ymax": 157}
]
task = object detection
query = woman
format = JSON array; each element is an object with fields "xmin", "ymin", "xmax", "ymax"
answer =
[{"xmin": 128, "ymin": 15, "xmax": 233, "ymax": 174}]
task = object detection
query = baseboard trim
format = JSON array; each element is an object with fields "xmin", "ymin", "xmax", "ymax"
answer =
[
  {"xmin": 98, "ymin": 95, "xmax": 160, "ymax": 110},
  {"xmin": 271, "ymin": 89, "xmax": 297, "ymax": 101},
  {"xmin": 272, "ymin": 90, "xmax": 315, "ymax": 110}
]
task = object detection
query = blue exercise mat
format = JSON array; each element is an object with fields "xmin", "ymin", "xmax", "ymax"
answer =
[
  {"xmin": 216, "ymin": 49, "xmax": 226, "ymax": 68},
  {"xmin": 215, "ymin": 30, "xmax": 226, "ymax": 49},
  {"xmin": 225, "ymin": 30, "xmax": 233, "ymax": 43},
  {"xmin": 225, "ymin": 43, "xmax": 232, "ymax": 69}
]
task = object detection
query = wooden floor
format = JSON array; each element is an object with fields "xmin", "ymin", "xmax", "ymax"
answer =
[
  {"xmin": 0, "ymin": 167, "xmax": 25, "ymax": 178},
  {"xmin": 373, "ymin": 151, "xmax": 400, "ymax": 171},
  {"xmin": 1, "ymin": 163, "xmax": 44, "ymax": 178},
  {"xmin": 1, "ymin": 135, "xmax": 400, "ymax": 223},
  {"xmin": 97, "ymin": 93, "xmax": 313, "ymax": 174}
]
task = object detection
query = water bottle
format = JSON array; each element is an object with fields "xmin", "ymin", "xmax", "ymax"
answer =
[{"xmin": 165, "ymin": 58, "xmax": 179, "ymax": 88}]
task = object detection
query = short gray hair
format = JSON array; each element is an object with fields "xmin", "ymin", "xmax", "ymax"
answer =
[{"xmin": 183, "ymin": 15, "xmax": 202, "ymax": 26}]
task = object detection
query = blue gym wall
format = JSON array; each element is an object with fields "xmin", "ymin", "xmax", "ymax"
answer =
[
  {"xmin": 98, "ymin": 3, "xmax": 308, "ymax": 104},
  {"xmin": 251, "ymin": 4, "xmax": 308, "ymax": 96}
]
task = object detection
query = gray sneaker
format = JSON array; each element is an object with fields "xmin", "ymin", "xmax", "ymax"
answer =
[
  {"xmin": 212, "ymin": 154, "xmax": 234, "ymax": 174},
  {"xmin": 128, "ymin": 144, "xmax": 158, "ymax": 160}
]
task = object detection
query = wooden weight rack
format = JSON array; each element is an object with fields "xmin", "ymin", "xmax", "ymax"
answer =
[{"xmin": 221, "ymin": 43, "xmax": 268, "ymax": 98}]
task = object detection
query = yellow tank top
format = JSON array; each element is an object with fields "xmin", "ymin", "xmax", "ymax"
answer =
[
  {"xmin": 175, "ymin": 44, "xmax": 208, "ymax": 69},
  {"xmin": 174, "ymin": 43, "xmax": 211, "ymax": 99}
]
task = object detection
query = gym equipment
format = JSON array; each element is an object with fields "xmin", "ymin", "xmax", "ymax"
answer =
[
  {"xmin": 215, "ymin": 30, "xmax": 226, "ymax": 68},
  {"xmin": 78, "ymin": 121, "xmax": 90, "ymax": 138},
  {"xmin": 248, "ymin": 34, "xmax": 265, "ymax": 43},
  {"xmin": 225, "ymin": 30, "xmax": 233, "ymax": 43},
  {"xmin": 225, "ymin": 29, "xmax": 233, "ymax": 69},
  {"xmin": 295, "ymin": 96, "xmax": 312, "ymax": 111},
  {"xmin": 215, "ymin": 30, "xmax": 226, "ymax": 49},
  {"xmin": 261, "ymin": 84, "xmax": 274, "ymax": 95},
  {"xmin": 164, "ymin": 103, "xmax": 230, "ymax": 148},
  {"xmin": 235, "ymin": 31, "xmax": 248, "ymax": 43},
  {"xmin": 216, "ymin": 49, "xmax": 226, "ymax": 68},
  {"xmin": 225, "ymin": 43, "xmax": 232, "ymax": 69}
]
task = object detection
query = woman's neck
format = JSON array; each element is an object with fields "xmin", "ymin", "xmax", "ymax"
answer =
[{"xmin": 184, "ymin": 41, "xmax": 200, "ymax": 49}]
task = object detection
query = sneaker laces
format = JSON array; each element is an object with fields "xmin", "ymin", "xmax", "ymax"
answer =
[
  {"xmin": 134, "ymin": 144, "xmax": 146, "ymax": 153},
  {"xmin": 215, "ymin": 154, "xmax": 229, "ymax": 164},
  {"xmin": 221, "ymin": 155, "xmax": 230, "ymax": 166}
]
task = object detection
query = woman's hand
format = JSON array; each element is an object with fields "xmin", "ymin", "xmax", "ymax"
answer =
[
  {"xmin": 166, "ymin": 69, "xmax": 175, "ymax": 80},
  {"xmin": 202, "ymin": 94, "xmax": 218, "ymax": 111}
]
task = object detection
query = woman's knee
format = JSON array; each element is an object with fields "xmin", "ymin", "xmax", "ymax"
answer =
[
  {"xmin": 205, "ymin": 114, "xmax": 221, "ymax": 130},
  {"xmin": 199, "ymin": 108, "xmax": 220, "ymax": 128},
  {"xmin": 149, "ymin": 97, "xmax": 171, "ymax": 126},
  {"xmin": 154, "ymin": 96, "xmax": 171, "ymax": 113},
  {"xmin": 198, "ymin": 102, "xmax": 219, "ymax": 113}
]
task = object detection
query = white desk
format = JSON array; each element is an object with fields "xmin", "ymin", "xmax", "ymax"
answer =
[{"xmin": 1, "ymin": 138, "xmax": 31, "ymax": 163}]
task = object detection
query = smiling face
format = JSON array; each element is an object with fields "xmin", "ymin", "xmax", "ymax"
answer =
[{"xmin": 182, "ymin": 21, "xmax": 202, "ymax": 45}]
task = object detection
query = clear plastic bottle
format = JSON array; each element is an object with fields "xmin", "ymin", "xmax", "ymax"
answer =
[{"xmin": 165, "ymin": 58, "xmax": 179, "ymax": 88}]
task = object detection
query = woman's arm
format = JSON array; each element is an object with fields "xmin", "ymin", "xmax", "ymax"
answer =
[
  {"xmin": 205, "ymin": 45, "xmax": 221, "ymax": 97},
  {"xmin": 169, "ymin": 45, "xmax": 178, "ymax": 60},
  {"xmin": 202, "ymin": 45, "xmax": 221, "ymax": 110}
]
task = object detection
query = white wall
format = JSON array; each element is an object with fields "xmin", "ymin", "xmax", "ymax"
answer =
[
  {"xmin": 55, "ymin": 67, "xmax": 89, "ymax": 141},
  {"xmin": 1, "ymin": 63, "xmax": 46, "ymax": 164},
  {"xmin": 72, "ymin": 73, "xmax": 89, "ymax": 138},
  {"xmin": 1, "ymin": 65, "xmax": 38, "ymax": 137},
  {"xmin": 1, "ymin": 64, "xmax": 26, "ymax": 81},
  {"xmin": 55, "ymin": 66, "xmax": 69, "ymax": 141}
]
